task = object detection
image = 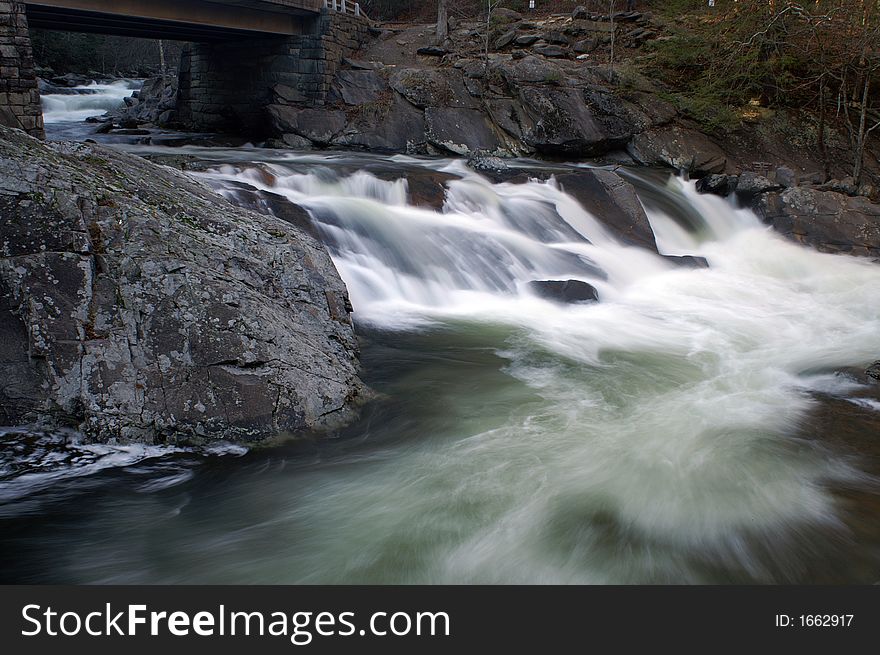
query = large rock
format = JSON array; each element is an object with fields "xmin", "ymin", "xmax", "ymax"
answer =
[
  {"xmin": 425, "ymin": 107, "xmax": 501, "ymax": 155},
  {"xmin": 734, "ymin": 171, "xmax": 782, "ymax": 203},
  {"xmin": 331, "ymin": 69, "xmax": 387, "ymax": 106},
  {"xmin": 696, "ymin": 174, "xmax": 738, "ymax": 197},
  {"xmin": 528, "ymin": 279, "xmax": 598, "ymax": 304},
  {"xmin": 267, "ymin": 105, "xmax": 346, "ymax": 145},
  {"xmin": 109, "ymin": 75, "xmax": 178, "ymax": 128},
  {"xmin": 627, "ymin": 126, "xmax": 727, "ymax": 175},
  {"xmin": 389, "ymin": 68, "xmax": 476, "ymax": 110},
  {"xmin": 493, "ymin": 55, "xmax": 563, "ymax": 85},
  {"xmin": 752, "ymin": 187, "xmax": 880, "ymax": 258},
  {"xmin": 333, "ymin": 94, "xmax": 426, "ymax": 154},
  {"xmin": 519, "ymin": 87, "xmax": 617, "ymax": 156},
  {"xmin": 533, "ymin": 44, "xmax": 568, "ymax": 58},
  {"xmin": 485, "ymin": 97, "xmax": 535, "ymax": 145},
  {"xmin": 0, "ymin": 126, "xmax": 363, "ymax": 442},
  {"xmin": 555, "ymin": 170, "xmax": 658, "ymax": 251}
]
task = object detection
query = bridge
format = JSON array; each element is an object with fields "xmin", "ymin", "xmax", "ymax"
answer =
[
  {"xmin": 0, "ymin": 0, "xmax": 370, "ymax": 138},
  {"xmin": 23, "ymin": 1, "xmax": 325, "ymax": 41}
]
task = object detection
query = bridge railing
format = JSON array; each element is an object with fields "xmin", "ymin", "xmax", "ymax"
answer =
[{"xmin": 323, "ymin": 0, "xmax": 369, "ymax": 19}]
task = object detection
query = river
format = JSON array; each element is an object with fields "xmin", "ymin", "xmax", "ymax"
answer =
[{"xmin": 1, "ymin": 84, "xmax": 879, "ymax": 584}]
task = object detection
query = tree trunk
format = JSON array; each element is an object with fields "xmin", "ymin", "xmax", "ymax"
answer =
[
  {"xmin": 817, "ymin": 76, "xmax": 830, "ymax": 182},
  {"xmin": 609, "ymin": 0, "xmax": 616, "ymax": 71},
  {"xmin": 158, "ymin": 39, "xmax": 166, "ymax": 75},
  {"xmin": 853, "ymin": 72, "xmax": 871, "ymax": 187},
  {"xmin": 436, "ymin": 0, "xmax": 449, "ymax": 44}
]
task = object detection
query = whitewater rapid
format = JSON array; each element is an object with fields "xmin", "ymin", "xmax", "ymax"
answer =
[{"xmin": 40, "ymin": 80, "xmax": 140, "ymax": 124}]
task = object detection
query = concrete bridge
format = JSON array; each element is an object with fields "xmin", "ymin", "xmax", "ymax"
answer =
[{"xmin": 1, "ymin": 0, "xmax": 371, "ymax": 138}]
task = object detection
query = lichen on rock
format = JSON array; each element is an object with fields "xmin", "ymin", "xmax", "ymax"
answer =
[{"xmin": 0, "ymin": 125, "xmax": 364, "ymax": 443}]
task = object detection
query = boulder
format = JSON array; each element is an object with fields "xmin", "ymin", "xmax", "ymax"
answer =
[
  {"xmin": 752, "ymin": 186, "xmax": 880, "ymax": 258},
  {"xmin": 555, "ymin": 170, "xmax": 658, "ymax": 251},
  {"xmin": 493, "ymin": 55, "xmax": 562, "ymax": 85},
  {"xmin": 528, "ymin": 280, "xmax": 599, "ymax": 304},
  {"xmin": 544, "ymin": 31, "xmax": 571, "ymax": 45},
  {"xmin": 467, "ymin": 152, "xmax": 511, "ymax": 175},
  {"xmin": 417, "ymin": 46, "xmax": 448, "ymax": 57},
  {"xmin": 0, "ymin": 125, "xmax": 363, "ymax": 442},
  {"xmin": 696, "ymin": 174, "xmax": 738, "ymax": 197},
  {"xmin": 867, "ymin": 362, "xmax": 880, "ymax": 381},
  {"xmin": 734, "ymin": 171, "xmax": 782, "ymax": 203},
  {"xmin": 425, "ymin": 107, "xmax": 500, "ymax": 156},
  {"xmin": 331, "ymin": 69, "xmax": 387, "ymax": 106},
  {"xmin": 493, "ymin": 8, "xmax": 523, "ymax": 22},
  {"xmin": 774, "ymin": 166, "xmax": 797, "ymax": 188},
  {"xmin": 583, "ymin": 89, "xmax": 641, "ymax": 144},
  {"xmin": 495, "ymin": 30, "xmax": 517, "ymax": 49},
  {"xmin": 627, "ymin": 126, "xmax": 727, "ymax": 175},
  {"xmin": 485, "ymin": 97, "xmax": 535, "ymax": 145},
  {"xmin": 267, "ymin": 105, "xmax": 346, "ymax": 145},
  {"xmin": 281, "ymin": 133, "xmax": 313, "ymax": 149},
  {"xmin": 572, "ymin": 6, "xmax": 589, "ymax": 20},
  {"xmin": 333, "ymin": 94, "xmax": 426, "ymax": 154},
  {"xmin": 519, "ymin": 87, "xmax": 619, "ymax": 157},
  {"xmin": 389, "ymin": 67, "xmax": 477, "ymax": 110},
  {"xmin": 272, "ymin": 84, "xmax": 308, "ymax": 104},
  {"xmin": 515, "ymin": 34, "xmax": 541, "ymax": 47},
  {"xmin": 663, "ymin": 255, "xmax": 709, "ymax": 268},
  {"xmin": 573, "ymin": 38, "xmax": 599, "ymax": 53},
  {"xmin": 533, "ymin": 44, "xmax": 569, "ymax": 58}
]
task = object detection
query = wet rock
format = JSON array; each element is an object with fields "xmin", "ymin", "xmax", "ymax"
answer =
[
  {"xmin": 366, "ymin": 167, "xmax": 458, "ymax": 210},
  {"xmin": 555, "ymin": 170, "xmax": 658, "ymax": 251},
  {"xmin": 752, "ymin": 186, "xmax": 880, "ymax": 258},
  {"xmin": 696, "ymin": 174, "xmax": 738, "ymax": 197},
  {"xmin": 867, "ymin": 362, "xmax": 880, "ymax": 381},
  {"xmin": 627, "ymin": 126, "xmax": 727, "ymax": 175},
  {"xmin": 467, "ymin": 152, "xmax": 510, "ymax": 174},
  {"xmin": 519, "ymin": 87, "xmax": 620, "ymax": 157},
  {"xmin": 281, "ymin": 133, "xmax": 313, "ymax": 149},
  {"xmin": 735, "ymin": 171, "xmax": 782, "ymax": 203},
  {"xmin": 663, "ymin": 255, "xmax": 710, "ymax": 268},
  {"xmin": 485, "ymin": 97, "xmax": 535, "ymax": 145},
  {"xmin": 0, "ymin": 125, "xmax": 363, "ymax": 443},
  {"xmin": 528, "ymin": 280, "xmax": 599, "ymax": 304},
  {"xmin": 331, "ymin": 69, "xmax": 387, "ymax": 106},
  {"xmin": 267, "ymin": 105, "xmax": 346, "ymax": 146},
  {"xmin": 425, "ymin": 107, "xmax": 500, "ymax": 156},
  {"xmin": 334, "ymin": 94, "xmax": 426, "ymax": 154},
  {"xmin": 108, "ymin": 75, "xmax": 178, "ymax": 129}
]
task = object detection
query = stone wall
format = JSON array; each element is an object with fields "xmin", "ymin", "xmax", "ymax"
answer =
[
  {"xmin": 178, "ymin": 8, "xmax": 371, "ymax": 134},
  {"xmin": 0, "ymin": 1, "xmax": 43, "ymax": 138}
]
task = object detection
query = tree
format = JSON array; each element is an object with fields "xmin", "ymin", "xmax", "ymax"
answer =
[{"xmin": 437, "ymin": 0, "xmax": 449, "ymax": 43}]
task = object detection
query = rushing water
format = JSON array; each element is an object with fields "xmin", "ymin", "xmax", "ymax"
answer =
[
  {"xmin": 2, "ymin": 93, "xmax": 879, "ymax": 584},
  {"xmin": 40, "ymin": 79, "xmax": 141, "ymax": 124}
]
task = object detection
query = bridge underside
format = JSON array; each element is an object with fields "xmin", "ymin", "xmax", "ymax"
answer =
[
  {"xmin": 1, "ymin": 0, "xmax": 370, "ymax": 141},
  {"xmin": 25, "ymin": 0, "xmax": 321, "ymax": 41}
]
